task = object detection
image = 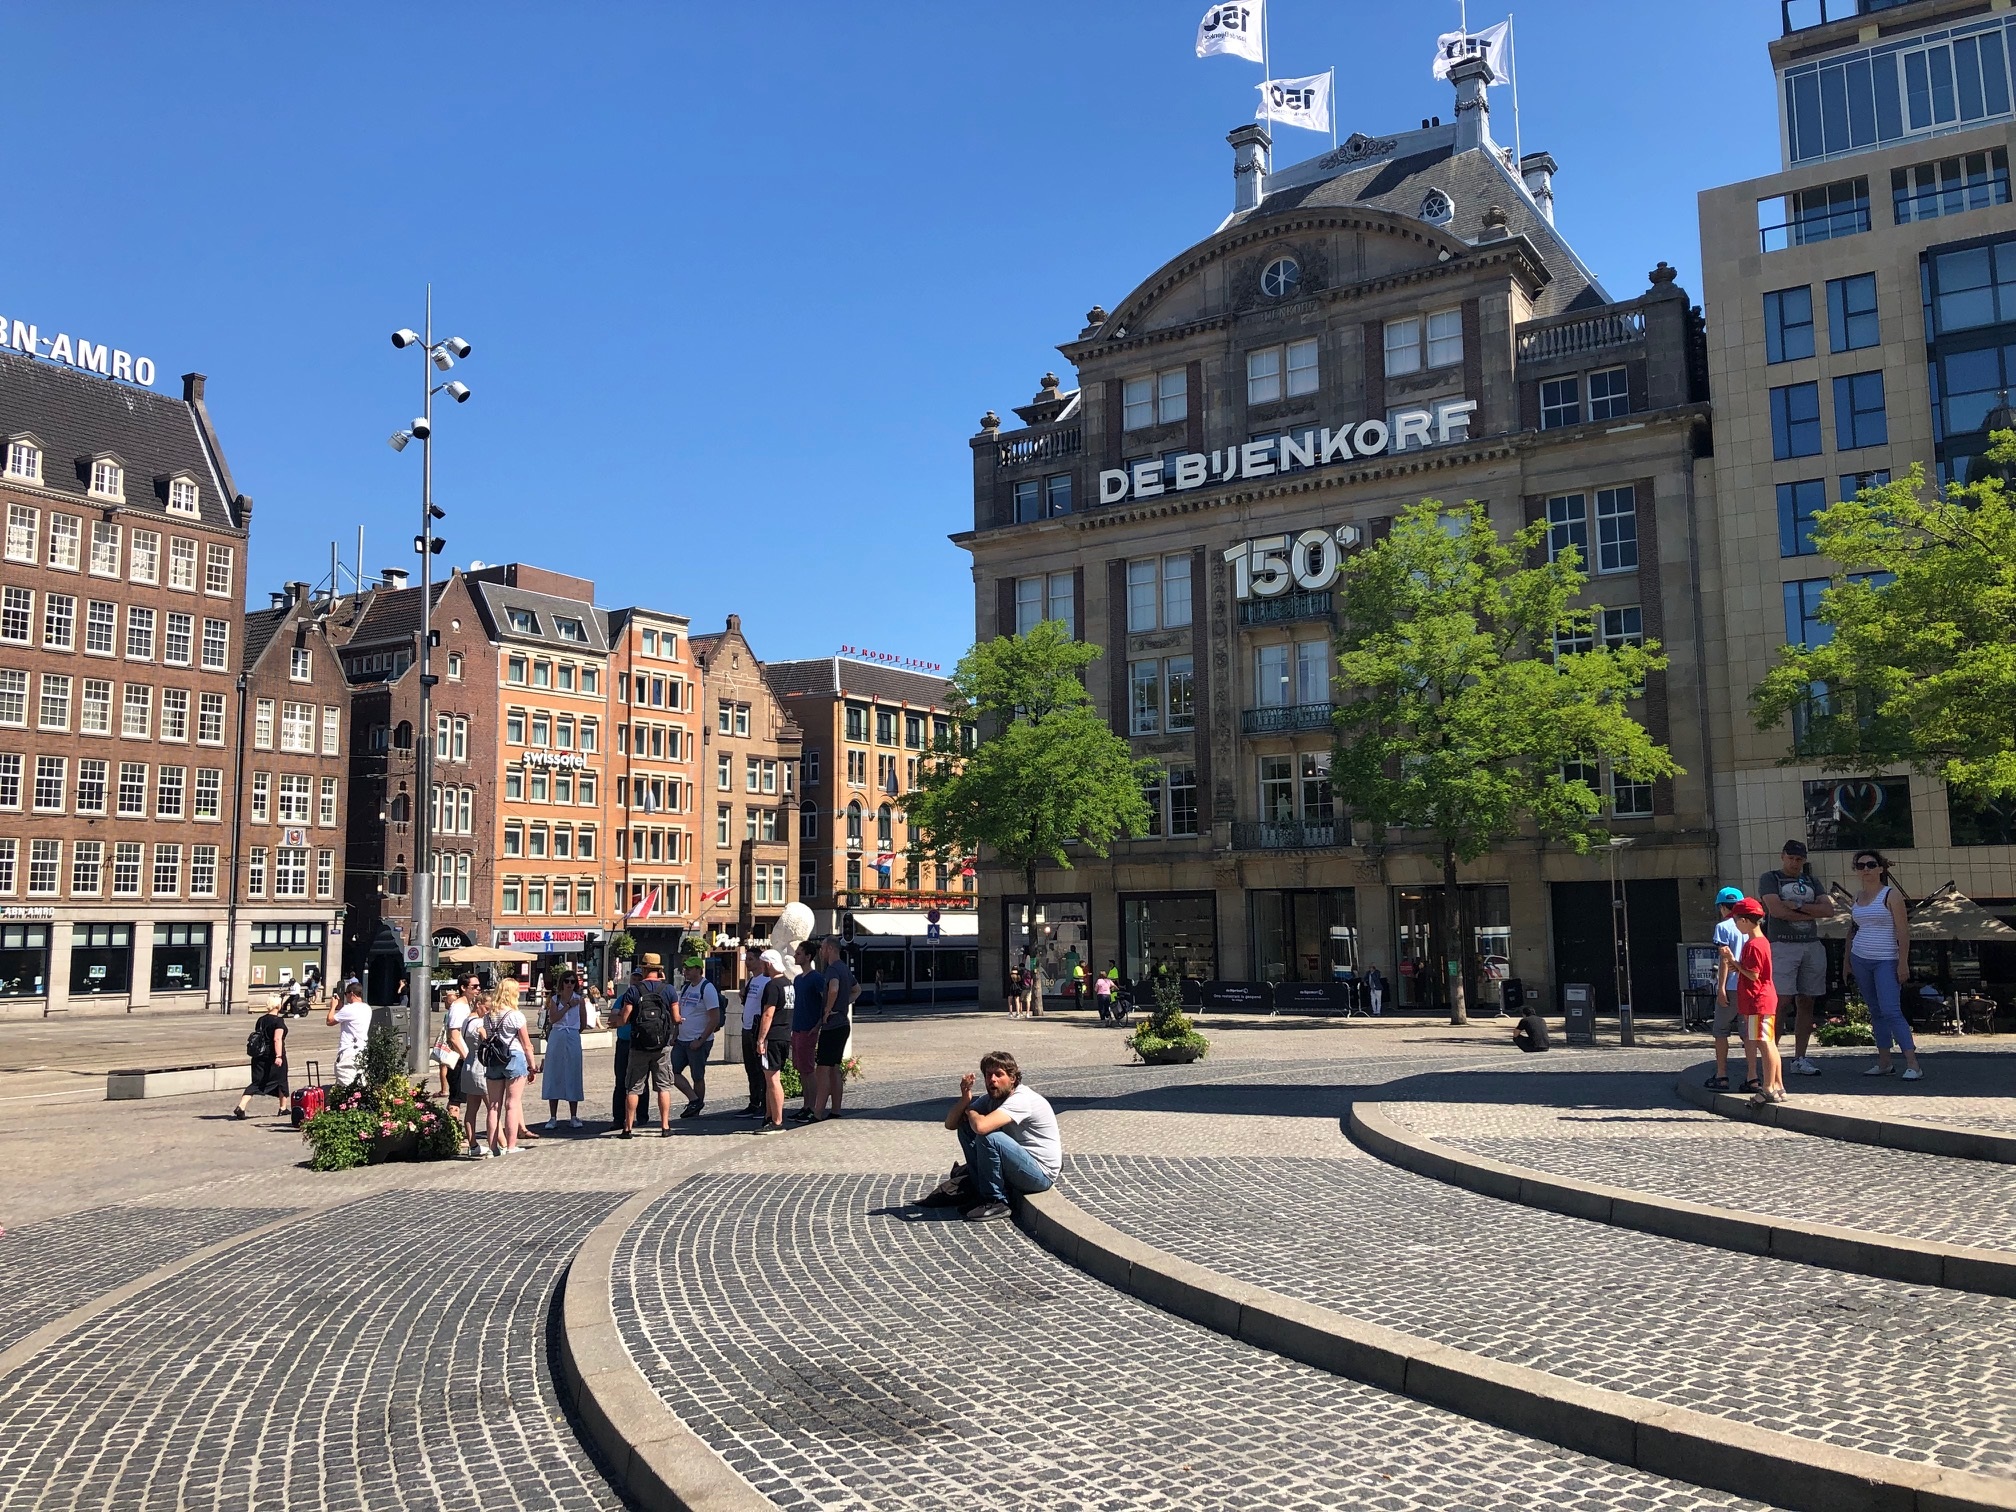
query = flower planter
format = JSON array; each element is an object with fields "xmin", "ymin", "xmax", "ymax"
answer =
[
  {"xmin": 1138, "ymin": 1045, "xmax": 1203, "ymax": 1065},
  {"xmin": 367, "ymin": 1130, "xmax": 420, "ymax": 1165}
]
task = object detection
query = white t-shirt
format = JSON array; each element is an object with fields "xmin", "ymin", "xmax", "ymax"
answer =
[
  {"xmin": 333, "ymin": 1001, "xmax": 371, "ymax": 1062},
  {"xmin": 974, "ymin": 1085, "xmax": 1063, "ymax": 1176},
  {"xmin": 742, "ymin": 974, "xmax": 771, "ymax": 1032},
  {"xmin": 444, "ymin": 1002, "xmax": 473, "ymax": 1050},
  {"xmin": 676, "ymin": 981, "xmax": 720, "ymax": 1042}
]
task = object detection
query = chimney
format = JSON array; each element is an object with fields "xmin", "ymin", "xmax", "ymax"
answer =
[
  {"xmin": 285, "ymin": 580, "xmax": 311, "ymax": 605},
  {"xmin": 380, "ymin": 568, "xmax": 410, "ymax": 591},
  {"xmin": 1228, "ymin": 123, "xmax": 1272, "ymax": 214},
  {"xmin": 1448, "ymin": 53, "xmax": 1495, "ymax": 154},
  {"xmin": 182, "ymin": 373, "xmax": 207, "ymax": 403},
  {"xmin": 269, "ymin": 591, "xmax": 289, "ymax": 611},
  {"xmin": 1520, "ymin": 151, "xmax": 1558, "ymax": 226}
]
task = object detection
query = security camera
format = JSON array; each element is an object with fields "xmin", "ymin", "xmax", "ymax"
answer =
[
  {"xmin": 391, "ymin": 329, "xmax": 420, "ymax": 349},
  {"xmin": 431, "ymin": 347, "xmax": 455, "ymax": 372},
  {"xmin": 410, "ymin": 415, "xmax": 431, "ymax": 440},
  {"xmin": 387, "ymin": 431, "xmax": 411, "ymax": 452},
  {"xmin": 444, "ymin": 381, "xmax": 470, "ymax": 403},
  {"xmin": 443, "ymin": 336, "xmax": 471, "ymax": 359}
]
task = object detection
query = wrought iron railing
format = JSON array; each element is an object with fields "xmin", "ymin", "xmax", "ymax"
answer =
[
  {"xmin": 1241, "ymin": 702, "xmax": 1335, "ymax": 735},
  {"xmin": 1232, "ymin": 819, "xmax": 1351, "ymax": 850}
]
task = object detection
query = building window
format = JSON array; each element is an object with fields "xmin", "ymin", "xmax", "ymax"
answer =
[
  {"xmin": 1123, "ymin": 368, "xmax": 1187, "ymax": 430},
  {"xmin": 1246, "ymin": 339, "xmax": 1319, "ymax": 405},
  {"xmin": 1166, "ymin": 655, "xmax": 1195, "ymax": 732},
  {"xmin": 1013, "ymin": 473, "xmax": 1075, "ymax": 522},
  {"xmin": 34, "ymin": 755, "xmax": 65, "ymax": 812},
  {"xmin": 290, "ymin": 647, "xmax": 312, "ymax": 681},
  {"xmin": 1128, "ymin": 660, "xmax": 1161, "ymax": 735},
  {"xmin": 160, "ymin": 688, "xmax": 188, "ymax": 742},
  {"xmin": 201, "ymin": 619, "xmax": 228, "ymax": 670},
  {"xmin": 76, "ymin": 758, "xmax": 107, "ymax": 815},
  {"xmin": 1587, "ymin": 367, "xmax": 1630, "ymax": 421},
  {"xmin": 1760, "ymin": 177, "xmax": 1870, "ymax": 250},
  {"xmin": 1784, "ymin": 577, "xmax": 1834, "ymax": 648},
  {"xmin": 125, "ymin": 606, "xmax": 154, "ymax": 661},
  {"xmin": 1538, "ymin": 376, "xmax": 1580, "ymax": 430},
  {"xmin": 153, "ymin": 844, "xmax": 181, "ymax": 896},
  {"xmin": 1595, "ymin": 487, "xmax": 1638, "ymax": 574},
  {"xmin": 1546, "ymin": 494, "xmax": 1588, "ymax": 564},
  {"xmin": 163, "ymin": 613, "xmax": 192, "ymax": 666},
  {"xmin": 1894, "ymin": 147, "xmax": 2011, "ymax": 224},
  {"xmin": 274, "ymin": 848, "xmax": 308, "ymax": 898},
  {"xmin": 1600, "ymin": 606, "xmax": 1644, "ymax": 651},
  {"xmin": 0, "ymin": 587, "xmax": 26, "ymax": 644},
  {"xmin": 190, "ymin": 846, "xmax": 217, "ymax": 897},
  {"xmin": 1826, "ymin": 273, "xmax": 1879, "ymax": 351},
  {"xmin": 40, "ymin": 674, "xmax": 71, "ymax": 731},
  {"xmin": 555, "ymin": 615, "xmax": 587, "ymax": 642},
  {"xmin": 48, "ymin": 514, "xmax": 80, "ymax": 571},
  {"xmin": 204, "ymin": 544, "xmax": 233, "ymax": 597},
  {"xmin": 1126, "ymin": 553, "xmax": 1191, "ymax": 632},
  {"xmin": 1385, "ymin": 309, "xmax": 1461, "ymax": 376},
  {"xmin": 1295, "ymin": 640, "xmax": 1328, "ymax": 705},
  {"xmin": 117, "ymin": 762, "xmax": 146, "ymax": 817},
  {"xmin": 506, "ymin": 608, "xmax": 539, "ymax": 634},
  {"xmin": 1777, "ymin": 479, "xmax": 1827, "ymax": 557},
  {"xmin": 169, "ymin": 538, "xmax": 197, "ymax": 590},
  {"xmin": 4, "ymin": 504, "xmax": 35, "ymax": 562},
  {"xmin": 281, "ymin": 701, "xmax": 314, "ymax": 753},
  {"xmin": 0, "ymin": 670, "xmax": 22, "ymax": 727},
  {"xmin": 89, "ymin": 460, "xmax": 123, "ymax": 499},
  {"xmin": 42, "ymin": 593, "xmax": 73, "ymax": 651},
  {"xmin": 1834, "ymin": 370, "xmax": 1888, "ymax": 450},
  {"xmin": 1764, "ymin": 286, "xmax": 1815, "ymax": 363},
  {"xmin": 130, "ymin": 530, "xmax": 160, "ymax": 585},
  {"xmin": 168, "ymin": 477, "xmax": 199, "ymax": 515},
  {"xmin": 0, "ymin": 756, "xmax": 17, "ymax": 811},
  {"xmin": 6, "ymin": 440, "xmax": 41, "ymax": 483},
  {"xmin": 89, "ymin": 520, "xmax": 120, "ymax": 576},
  {"xmin": 1254, "ymin": 644, "xmax": 1289, "ymax": 708},
  {"xmin": 195, "ymin": 768, "xmax": 222, "ymax": 820},
  {"xmin": 1013, "ymin": 571, "xmax": 1076, "ymax": 637},
  {"xmin": 1770, "ymin": 381, "xmax": 1823, "ymax": 458}
]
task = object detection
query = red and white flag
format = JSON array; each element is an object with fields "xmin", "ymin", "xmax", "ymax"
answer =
[
  {"xmin": 626, "ymin": 888, "xmax": 658, "ymax": 920},
  {"xmin": 699, "ymin": 887, "xmax": 733, "ymax": 905}
]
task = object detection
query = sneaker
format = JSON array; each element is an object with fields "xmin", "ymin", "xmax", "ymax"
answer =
[
  {"xmin": 1703, "ymin": 1076, "xmax": 1729, "ymax": 1091},
  {"xmin": 544, "ymin": 1118, "xmax": 557, "ymax": 1131},
  {"xmin": 569, "ymin": 1117, "xmax": 583, "ymax": 1129},
  {"xmin": 679, "ymin": 1102, "xmax": 704, "ymax": 1121},
  {"xmin": 470, "ymin": 1145, "xmax": 492, "ymax": 1158},
  {"xmin": 231, "ymin": 1108, "xmax": 248, "ymax": 1120},
  {"xmin": 1901, "ymin": 1066, "xmax": 1924, "ymax": 1081},
  {"xmin": 1792, "ymin": 1058, "xmax": 1822, "ymax": 1076},
  {"xmin": 753, "ymin": 1122, "xmax": 787, "ymax": 1136},
  {"xmin": 659, "ymin": 1124, "xmax": 674, "ymax": 1137},
  {"xmin": 1864, "ymin": 1063, "xmax": 1894, "ymax": 1077},
  {"xmin": 618, "ymin": 1128, "xmax": 633, "ymax": 1140},
  {"xmin": 962, "ymin": 1200, "xmax": 1014, "ymax": 1223}
]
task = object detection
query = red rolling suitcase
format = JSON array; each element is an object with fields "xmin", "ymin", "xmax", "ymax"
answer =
[{"xmin": 290, "ymin": 1061, "xmax": 326, "ymax": 1127}]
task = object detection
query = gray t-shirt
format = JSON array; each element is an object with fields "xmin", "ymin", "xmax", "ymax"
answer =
[
  {"xmin": 1759, "ymin": 868, "xmax": 1825, "ymax": 943},
  {"xmin": 973, "ymin": 1085, "xmax": 1063, "ymax": 1175},
  {"xmin": 821, "ymin": 960, "xmax": 857, "ymax": 1032},
  {"xmin": 674, "ymin": 980, "xmax": 721, "ymax": 1043}
]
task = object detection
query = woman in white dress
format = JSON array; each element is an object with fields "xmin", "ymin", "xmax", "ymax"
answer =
[{"xmin": 542, "ymin": 969, "xmax": 587, "ymax": 1128}]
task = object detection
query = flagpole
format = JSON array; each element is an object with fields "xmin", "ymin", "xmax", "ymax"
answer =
[
  {"xmin": 1330, "ymin": 66, "xmax": 1337, "ymax": 149},
  {"xmin": 1508, "ymin": 13, "xmax": 1523, "ymax": 180}
]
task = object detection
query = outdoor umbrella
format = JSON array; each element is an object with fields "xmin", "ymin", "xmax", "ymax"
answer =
[{"xmin": 1906, "ymin": 885, "xmax": 2016, "ymax": 942}]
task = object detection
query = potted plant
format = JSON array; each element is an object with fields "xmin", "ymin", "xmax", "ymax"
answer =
[
  {"xmin": 1817, "ymin": 993, "xmax": 1877, "ymax": 1047},
  {"xmin": 1127, "ymin": 975, "xmax": 1210, "ymax": 1065},
  {"xmin": 302, "ymin": 1024, "xmax": 464, "ymax": 1170}
]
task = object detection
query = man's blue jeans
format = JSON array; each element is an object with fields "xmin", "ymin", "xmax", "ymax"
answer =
[{"xmin": 956, "ymin": 1125, "xmax": 1055, "ymax": 1204}]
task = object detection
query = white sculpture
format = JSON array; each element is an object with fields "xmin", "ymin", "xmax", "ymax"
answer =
[{"xmin": 769, "ymin": 901, "xmax": 816, "ymax": 981}]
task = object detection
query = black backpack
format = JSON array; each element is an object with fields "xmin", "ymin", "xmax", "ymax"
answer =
[
  {"xmin": 477, "ymin": 1014, "xmax": 518, "ymax": 1070},
  {"xmin": 628, "ymin": 983, "xmax": 675, "ymax": 1055},
  {"xmin": 246, "ymin": 1022, "xmax": 269, "ymax": 1058}
]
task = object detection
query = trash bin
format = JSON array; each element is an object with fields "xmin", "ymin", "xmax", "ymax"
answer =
[{"xmin": 1562, "ymin": 983, "xmax": 1595, "ymax": 1045}]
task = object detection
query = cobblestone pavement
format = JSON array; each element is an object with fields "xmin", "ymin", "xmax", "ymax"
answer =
[
  {"xmin": 1377, "ymin": 1068, "xmax": 2016, "ymax": 1251},
  {"xmin": 1741, "ymin": 1049, "xmax": 2016, "ymax": 1137},
  {"xmin": 612, "ymin": 1170, "xmax": 1770, "ymax": 1512},
  {"xmin": 0, "ymin": 1189, "xmax": 627, "ymax": 1512},
  {"xmin": 1063, "ymin": 1148, "xmax": 2016, "ymax": 1481},
  {"xmin": 0, "ymin": 1205, "xmax": 297, "ymax": 1354}
]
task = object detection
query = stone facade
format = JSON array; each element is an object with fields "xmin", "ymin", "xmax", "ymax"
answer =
[
  {"xmin": 605, "ymin": 606, "xmax": 701, "ymax": 965},
  {"xmin": 691, "ymin": 615, "xmax": 801, "ymax": 945}
]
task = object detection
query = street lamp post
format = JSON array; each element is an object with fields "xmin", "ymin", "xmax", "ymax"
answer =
[{"xmin": 388, "ymin": 290, "xmax": 472, "ymax": 1075}]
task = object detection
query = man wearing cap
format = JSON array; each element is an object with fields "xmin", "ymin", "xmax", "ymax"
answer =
[
  {"xmin": 749, "ymin": 948, "xmax": 792, "ymax": 1134},
  {"xmin": 1706, "ymin": 887, "xmax": 1751, "ymax": 1091},
  {"xmin": 1759, "ymin": 840, "xmax": 1835, "ymax": 1077},
  {"xmin": 670, "ymin": 953, "xmax": 724, "ymax": 1120},
  {"xmin": 607, "ymin": 953, "xmax": 662, "ymax": 1127}
]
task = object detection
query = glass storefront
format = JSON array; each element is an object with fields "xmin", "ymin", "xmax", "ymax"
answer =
[
  {"xmin": 1005, "ymin": 899, "xmax": 1091, "ymax": 991},
  {"xmin": 0, "ymin": 923, "xmax": 49, "ymax": 997},
  {"xmin": 249, "ymin": 921, "xmax": 325, "ymax": 987},
  {"xmin": 1250, "ymin": 889, "xmax": 1358, "ymax": 984},
  {"xmin": 1122, "ymin": 894, "xmax": 1218, "ymax": 982},
  {"xmin": 71, "ymin": 923, "xmax": 133, "ymax": 997},
  {"xmin": 151, "ymin": 923, "xmax": 211, "ymax": 994},
  {"xmin": 1393, "ymin": 885, "xmax": 1511, "ymax": 1009}
]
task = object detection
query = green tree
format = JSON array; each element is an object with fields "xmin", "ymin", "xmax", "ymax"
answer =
[
  {"xmin": 905, "ymin": 622, "xmax": 1156, "ymax": 972},
  {"xmin": 1332, "ymin": 501, "xmax": 1677, "ymax": 1024},
  {"xmin": 1754, "ymin": 451, "xmax": 2016, "ymax": 800}
]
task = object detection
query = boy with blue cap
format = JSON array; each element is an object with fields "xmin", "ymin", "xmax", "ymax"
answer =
[{"xmin": 1706, "ymin": 887, "xmax": 1751, "ymax": 1091}]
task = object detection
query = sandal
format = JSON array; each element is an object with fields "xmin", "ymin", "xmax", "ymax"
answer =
[
  {"xmin": 1738, "ymin": 1079, "xmax": 1760, "ymax": 1094},
  {"xmin": 1703, "ymin": 1076, "xmax": 1729, "ymax": 1091}
]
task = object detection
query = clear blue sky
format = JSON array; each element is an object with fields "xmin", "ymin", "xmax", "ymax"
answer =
[{"xmin": 10, "ymin": 1, "xmax": 1781, "ymax": 668}]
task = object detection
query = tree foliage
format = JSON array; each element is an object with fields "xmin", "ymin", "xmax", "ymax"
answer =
[
  {"xmin": 905, "ymin": 622, "xmax": 1156, "ymax": 943},
  {"xmin": 1753, "ymin": 449, "xmax": 2016, "ymax": 800},
  {"xmin": 1332, "ymin": 501, "xmax": 1678, "ymax": 1022}
]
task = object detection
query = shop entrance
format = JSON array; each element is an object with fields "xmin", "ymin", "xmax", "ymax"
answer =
[
  {"xmin": 1392, "ymin": 885, "xmax": 1511, "ymax": 1010},
  {"xmin": 1549, "ymin": 879, "xmax": 1683, "ymax": 1016},
  {"xmin": 1249, "ymin": 889, "xmax": 1357, "ymax": 984},
  {"xmin": 1122, "ymin": 894, "xmax": 1218, "ymax": 983}
]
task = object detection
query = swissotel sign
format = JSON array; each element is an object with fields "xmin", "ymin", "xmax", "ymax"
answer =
[
  {"xmin": 0, "ymin": 313, "xmax": 158, "ymax": 387},
  {"xmin": 1098, "ymin": 398, "xmax": 1477, "ymax": 505}
]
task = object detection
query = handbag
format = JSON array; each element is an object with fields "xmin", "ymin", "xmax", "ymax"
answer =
[{"xmin": 429, "ymin": 1016, "xmax": 462, "ymax": 1069}]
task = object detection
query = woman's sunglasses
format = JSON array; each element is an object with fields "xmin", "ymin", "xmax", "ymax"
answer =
[{"xmin": 1854, "ymin": 860, "xmax": 1882, "ymax": 869}]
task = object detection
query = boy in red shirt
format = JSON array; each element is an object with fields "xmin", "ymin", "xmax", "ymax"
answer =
[{"xmin": 1722, "ymin": 898, "xmax": 1783, "ymax": 1104}]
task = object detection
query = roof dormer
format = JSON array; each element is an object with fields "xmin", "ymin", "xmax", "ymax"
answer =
[
  {"xmin": 83, "ymin": 450, "xmax": 127, "ymax": 503},
  {"xmin": 4, "ymin": 432, "xmax": 44, "ymax": 485},
  {"xmin": 160, "ymin": 470, "xmax": 201, "ymax": 517}
]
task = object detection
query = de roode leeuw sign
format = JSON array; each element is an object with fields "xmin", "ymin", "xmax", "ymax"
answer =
[
  {"xmin": 1098, "ymin": 398, "xmax": 1477, "ymax": 505},
  {"xmin": 0, "ymin": 312, "xmax": 157, "ymax": 387}
]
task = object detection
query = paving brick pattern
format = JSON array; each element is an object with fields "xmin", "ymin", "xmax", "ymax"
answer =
[
  {"xmin": 0, "ymin": 1205, "xmax": 297, "ymax": 1354},
  {"xmin": 611, "ymin": 1170, "xmax": 1769, "ymax": 1512},
  {"xmin": 0, "ymin": 1190, "xmax": 628, "ymax": 1512},
  {"xmin": 1064, "ymin": 1152, "xmax": 2016, "ymax": 1481},
  {"xmin": 1378, "ymin": 1070, "xmax": 2016, "ymax": 1251}
]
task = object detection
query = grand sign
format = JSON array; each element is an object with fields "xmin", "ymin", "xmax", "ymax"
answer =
[
  {"xmin": 521, "ymin": 751, "xmax": 588, "ymax": 770},
  {"xmin": 1098, "ymin": 398, "xmax": 1477, "ymax": 505},
  {"xmin": 0, "ymin": 314, "xmax": 157, "ymax": 387},
  {"xmin": 1225, "ymin": 525, "xmax": 1361, "ymax": 600}
]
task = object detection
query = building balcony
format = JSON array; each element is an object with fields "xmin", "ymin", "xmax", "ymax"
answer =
[
  {"xmin": 1241, "ymin": 702, "xmax": 1335, "ymax": 735},
  {"xmin": 995, "ymin": 424, "xmax": 1082, "ymax": 469},
  {"xmin": 1238, "ymin": 590, "xmax": 1332, "ymax": 628},
  {"xmin": 1232, "ymin": 819, "xmax": 1352, "ymax": 851},
  {"xmin": 1514, "ymin": 306, "xmax": 1646, "ymax": 366},
  {"xmin": 1780, "ymin": 0, "xmax": 1913, "ymax": 37}
]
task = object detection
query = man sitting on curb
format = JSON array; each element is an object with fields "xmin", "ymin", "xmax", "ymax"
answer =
[{"xmin": 923, "ymin": 1050, "xmax": 1063, "ymax": 1223}]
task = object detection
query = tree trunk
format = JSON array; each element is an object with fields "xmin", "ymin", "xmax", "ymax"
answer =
[
  {"xmin": 1442, "ymin": 839, "xmax": 1468, "ymax": 1026},
  {"xmin": 1024, "ymin": 856, "xmax": 1040, "ymax": 982}
]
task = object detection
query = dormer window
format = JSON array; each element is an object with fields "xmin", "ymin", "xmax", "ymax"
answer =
[
  {"xmin": 166, "ymin": 477, "xmax": 199, "ymax": 516},
  {"xmin": 88, "ymin": 458, "xmax": 125, "ymax": 501},
  {"xmin": 5, "ymin": 438, "xmax": 42, "ymax": 484},
  {"xmin": 507, "ymin": 608, "xmax": 539, "ymax": 634},
  {"xmin": 554, "ymin": 616, "xmax": 587, "ymax": 643}
]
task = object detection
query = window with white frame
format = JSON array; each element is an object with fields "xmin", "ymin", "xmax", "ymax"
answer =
[
  {"xmin": 89, "ymin": 521, "xmax": 120, "ymax": 576},
  {"xmin": 5, "ymin": 504, "xmax": 35, "ymax": 562},
  {"xmin": 278, "ymin": 703, "xmax": 312, "ymax": 755},
  {"xmin": 85, "ymin": 600, "xmax": 114, "ymax": 656},
  {"xmin": 125, "ymin": 606, "xmax": 153, "ymax": 661},
  {"xmin": 1014, "ymin": 572, "xmax": 1076, "ymax": 637},
  {"xmin": 0, "ymin": 669, "xmax": 23, "ymax": 727},
  {"xmin": 201, "ymin": 619, "xmax": 228, "ymax": 670},
  {"xmin": 76, "ymin": 758, "xmax": 107, "ymax": 815},
  {"xmin": 195, "ymin": 768, "xmax": 222, "ymax": 820},
  {"xmin": 0, "ymin": 587, "xmax": 27, "ymax": 644},
  {"xmin": 40, "ymin": 674, "xmax": 70, "ymax": 731},
  {"xmin": 6, "ymin": 440, "xmax": 41, "ymax": 483},
  {"xmin": 1384, "ymin": 308, "xmax": 1462, "ymax": 376},
  {"xmin": 71, "ymin": 840, "xmax": 103, "ymax": 896},
  {"xmin": 121, "ymin": 683, "xmax": 149, "ymax": 738},
  {"xmin": 48, "ymin": 514, "xmax": 80, "ymax": 570},
  {"xmin": 278, "ymin": 773, "xmax": 311, "ymax": 823},
  {"xmin": 190, "ymin": 845, "xmax": 218, "ymax": 897},
  {"xmin": 1126, "ymin": 553, "xmax": 1191, "ymax": 632},
  {"xmin": 204, "ymin": 544, "xmax": 232, "ymax": 597},
  {"xmin": 130, "ymin": 530, "xmax": 160, "ymax": 585},
  {"xmin": 1295, "ymin": 639, "xmax": 1330, "ymax": 705},
  {"xmin": 1128, "ymin": 660, "xmax": 1161, "ymax": 734},
  {"xmin": 1122, "ymin": 368, "xmax": 1187, "ymax": 430},
  {"xmin": 34, "ymin": 755, "xmax": 65, "ymax": 811},
  {"xmin": 198, "ymin": 691, "xmax": 225, "ymax": 744},
  {"xmin": 274, "ymin": 848, "xmax": 307, "ymax": 898},
  {"xmin": 254, "ymin": 698, "xmax": 273, "ymax": 749},
  {"xmin": 89, "ymin": 460, "xmax": 123, "ymax": 500},
  {"xmin": 156, "ymin": 765, "xmax": 184, "ymax": 819},
  {"xmin": 323, "ymin": 706, "xmax": 341, "ymax": 755},
  {"xmin": 1166, "ymin": 655, "xmax": 1195, "ymax": 732},
  {"xmin": 27, "ymin": 840, "xmax": 60, "ymax": 896},
  {"xmin": 160, "ymin": 688, "xmax": 188, "ymax": 742},
  {"xmin": 290, "ymin": 647, "xmax": 311, "ymax": 681},
  {"xmin": 42, "ymin": 593, "xmax": 73, "ymax": 651},
  {"xmin": 168, "ymin": 477, "xmax": 199, "ymax": 515},
  {"xmin": 0, "ymin": 756, "xmax": 18, "ymax": 810},
  {"xmin": 246, "ymin": 846, "xmax": 266, "ymax": 899},
  {"xmin": 1255, "ymin": 644, "xmax": 1290, "ymax": 707},
  {"xmin": 117, "ymin": 762, "xmax": 146, "ymax": 816},
  {"xmin": 1246, "ymin": 339, "xmax": 1319, "ymax": 405},
  {"xmin": 163, "ymin": 613, "xmax": 192, "ymax": 666}
]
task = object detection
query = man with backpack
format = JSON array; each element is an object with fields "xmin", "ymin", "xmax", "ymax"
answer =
[
  {"xmin": 671, "ymin": 953, "xmax": 724, "ymax": 1120},
  {"xmin": 614, "ymin": 957, "xmax": 678, "ymax": 1138}
]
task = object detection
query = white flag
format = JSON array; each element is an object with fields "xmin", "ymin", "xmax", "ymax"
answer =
[
  {"xmin": 1196, "ymin": 1, "xmax": 1264, "ymax": 63},
  {"xmin": 1257, "ymin": 73, "xmax": 1331, "ymax": 133},
  {"xmin": 1431, "ymin": 18, "xmax": 1510, "ymax": 82}
]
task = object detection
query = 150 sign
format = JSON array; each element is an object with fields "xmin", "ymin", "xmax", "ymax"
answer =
[{"xmin": 1225, "ymin": 525, "xmax": 1363, "ymax": 601}]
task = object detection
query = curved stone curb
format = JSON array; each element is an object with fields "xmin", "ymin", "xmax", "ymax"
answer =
[
  {"xmin": 1015, "ymin": 1184, "xmax": 2016, "ymax": 1512},
  {"xmin": 1675, "ymin": 1064, "xmax": 2016, "ymax": 1165},
  {"xmin": 557, "ymin": 1179, "xmax": 776, "ymax": 1512},
  {"xmin": 1349, "ymin": 1102, "xmax": 2016, "ymax": 1299}
]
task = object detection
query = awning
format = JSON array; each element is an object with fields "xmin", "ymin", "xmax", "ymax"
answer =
[{"xmin": 850, "ymin": 911, "xmax": 978, "ymax": 939}]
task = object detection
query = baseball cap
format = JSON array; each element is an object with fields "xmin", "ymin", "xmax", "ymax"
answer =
[
  {"xmin": 1781, "ymin": 839, "xmax": 1809, "ymax": 857},
  {"xmin": 1715, "ymin": 886, "xmax": 1744, "ymax": 906},
  {"xmin": 759, "ymin": 948, "xmax": 786, "ymax": 973},
  {"xmin": 1731, "ymin": 898, "xmax": 1766, "ymax": 919}
]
